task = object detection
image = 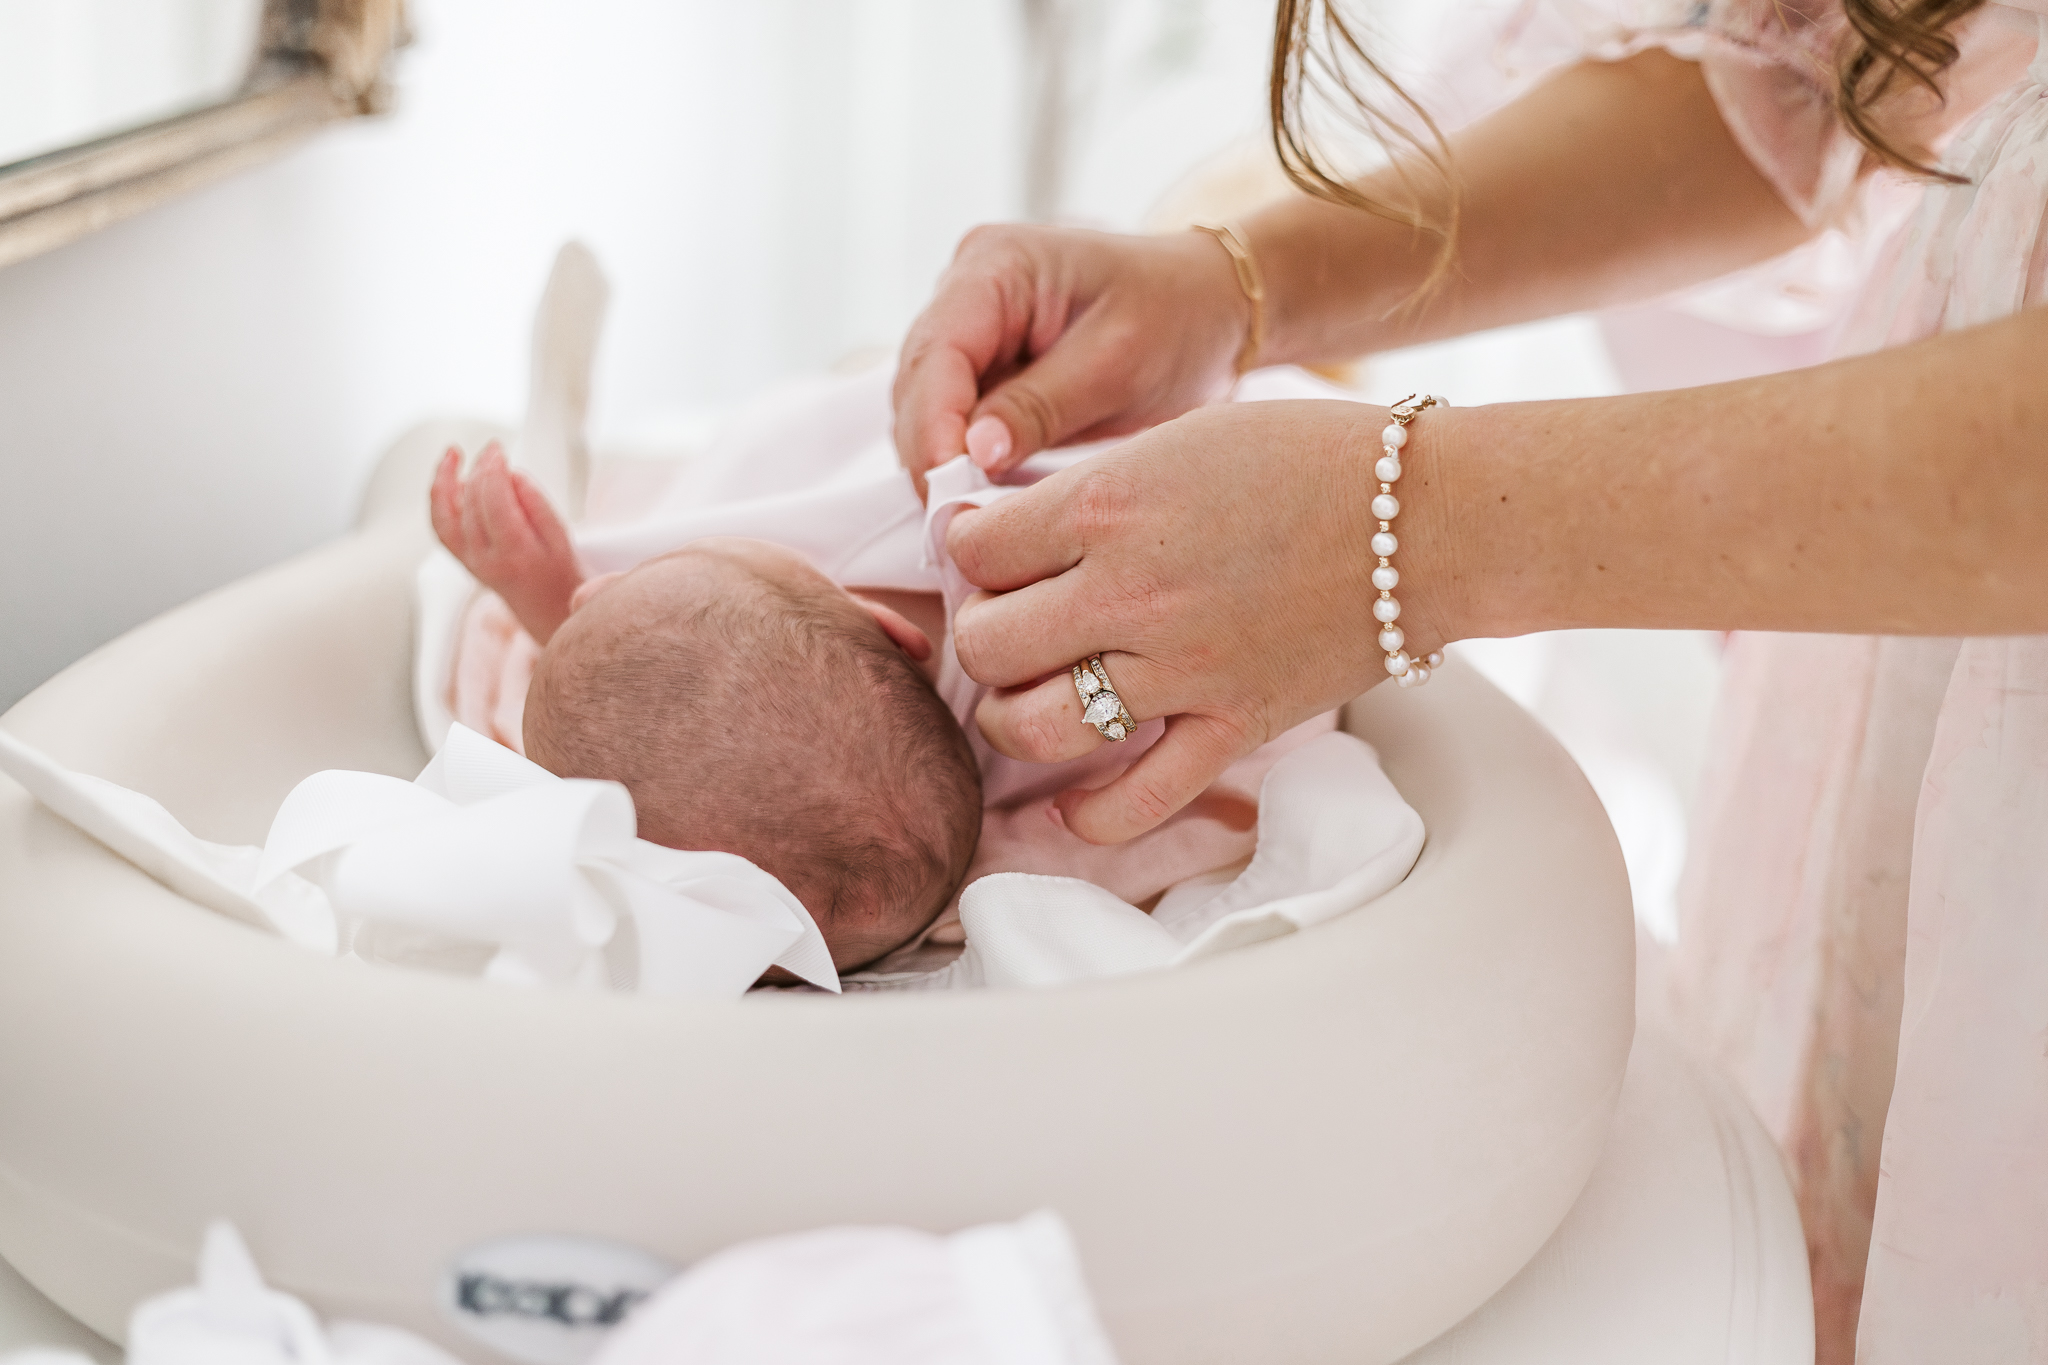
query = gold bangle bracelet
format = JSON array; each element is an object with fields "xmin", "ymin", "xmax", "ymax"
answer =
[{"xmin": 1191, "ymin": 221, "xmax": 1266, "ymax": 376}]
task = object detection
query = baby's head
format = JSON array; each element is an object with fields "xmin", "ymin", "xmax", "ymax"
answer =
[{"xmin": 523, "ymin": 538, "xmax": 980, "ymax": 972}]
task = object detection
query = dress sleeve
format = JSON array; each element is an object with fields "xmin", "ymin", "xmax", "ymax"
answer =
[{"xmin": 1492, "ymin": 0, "xmax": 1864, "ymax": 225}]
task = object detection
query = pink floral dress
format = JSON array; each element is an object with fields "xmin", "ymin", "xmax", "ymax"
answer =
[{"xmin": 1513, "ymin": 2, "xmax": 2048, "ymax": 1360}]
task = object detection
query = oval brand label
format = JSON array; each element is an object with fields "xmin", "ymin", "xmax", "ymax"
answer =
[{"xmin": 439, "ymin": 1234, "xmax": 679, "ymax": 1365}]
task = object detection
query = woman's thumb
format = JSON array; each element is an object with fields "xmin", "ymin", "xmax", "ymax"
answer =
[
  {"xmin": 966, "ymin": 414, "xmax": 1013, "ymax": 472},
  {"xmin": 967, "ymin": 333, "xmax": 1129, "ymax": 475}
]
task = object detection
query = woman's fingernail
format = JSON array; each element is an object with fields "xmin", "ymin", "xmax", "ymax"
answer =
[{"xmin": 966, "ymin": 415, "xmax": 1012, "ymax": 470}]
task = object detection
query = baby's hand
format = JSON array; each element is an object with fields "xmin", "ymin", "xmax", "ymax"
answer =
[{"xmin": 430, "ymin": 442, "xmax": 584, "ymax": 645}]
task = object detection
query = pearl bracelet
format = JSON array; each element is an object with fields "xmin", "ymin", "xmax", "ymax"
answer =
[{"xmin": 1373, "ymin": 393, "xmax": 1448, "ymax": 689}]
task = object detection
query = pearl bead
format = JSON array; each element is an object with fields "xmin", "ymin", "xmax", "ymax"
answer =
[
  {"xmin": 1371, "ymin": 493, "xmax": 1400, "ymax": 520},
  {"xmin": 1396, "ymin": 670, "xmax": 1418, "ymax": 688},
  {"xmin": 1373, "ymin": 596, "xmax": 1401, "ymax": 623},
  {"xmin": 1378, "ymin": 625, "xmax": 1404, "ymax": 653},
  {"xmin": 1407, "ymin": 663, "xmax": 1431, "ymax": 686},
  {"xmin": 1385, "ymin": 651, "xmax": 1410, "ymax": 676},
  {"xmin": 1374, "ymin": 455, "xmax": 1402, "ymax": 482},
  {"xmin": 1371, "ymin": 531, "xmax": 1397, "ymax": 557},
  {"xmin": 1426, "ymin": 650, "xmax": 1444, "ymax": 669},
  {"xmin": 1372, "ymin": 565, "xmax": 1399, "ymax": 591},
  {"xmin": 1381, "ymin": 423, "xmax": 1407, "ymax": 449},
  {"xmin": 1431, "ymin": 395, "xmax": 1450, "ymax": 407}
]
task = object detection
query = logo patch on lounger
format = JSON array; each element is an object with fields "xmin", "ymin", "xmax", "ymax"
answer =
[{"xmin": 440, "ymin": 1234, "xmax": 679, "ymax": 1365}]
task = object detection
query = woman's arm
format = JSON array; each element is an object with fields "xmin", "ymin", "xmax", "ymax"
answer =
[
  {"xmin": 894, "ymin": 50, "xmax": 1811, "ymax": 481},
  {"xmin": 1248, "ymin": 50, "xmax": 1814, "ymax": 365},
  {"xmin": 1430, "ymin": 306, "xmax": 2048, "ymax": 640},
  {"xmin": 944, "ymin": 308, "xmax": 2048, "ymax": 843}
]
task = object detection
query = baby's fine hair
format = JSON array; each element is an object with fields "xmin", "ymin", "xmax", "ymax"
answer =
[{"xmin": 523, "ymin": 557, "xmax": 981, "ymax": 967}]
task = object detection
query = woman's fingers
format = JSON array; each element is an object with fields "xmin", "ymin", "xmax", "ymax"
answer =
[
  {"xmin": 972, "ymin": 643, "xmax": 1196, "ymax": 765},
  {"xmin": 945, "ymin": 503, "xmax": 1081, "ymax": 596},
  {"xmin": 964, "ymin": 317, "xmax": 1154, "ymax": 479},
  {"xmin": 944, "ymin": 465, "xmax": 1111, "ymax": 592},
  {"xmin": 973, "ymin": 665, "xmax": 1120, "ymax": 765},
  {"xmin": 892, "ymin": 336, "xmax": 981, "ymax": 495},
  {"xmin": 950, "ymin": 575, "xmax": 1120, "ymax": 691},
  {"xmin": 893, "ymin": 224, "xmax": 1251, "ymax": 499},
  {"xmin": 893, "ymin": 236, "xmax": 1026, "ymax": 483},
  {"xmin": 1056, "ymin": 711, "xmax": 1252, "ymax": 844}
]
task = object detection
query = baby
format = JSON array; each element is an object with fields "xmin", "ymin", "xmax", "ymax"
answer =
[{"xmin": 430, "ymin": 442, "xmax": 982, "ymax": 973}]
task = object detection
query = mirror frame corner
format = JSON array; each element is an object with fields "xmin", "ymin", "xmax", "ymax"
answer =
[{"xmin": 0, "ymin": 0, "xmax": 409, "ymax": 271}]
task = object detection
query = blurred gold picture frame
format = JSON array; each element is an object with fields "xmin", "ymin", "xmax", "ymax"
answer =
[{"xmin": 0, "ymin": 0, "xmax": 406, "ymax": 271}]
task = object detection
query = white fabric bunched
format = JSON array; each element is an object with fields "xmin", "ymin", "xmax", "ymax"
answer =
[
  {"xmin": 126, "ymin": 1224, "xmax": 462, "ymax": 1365},
  {"xmin": 590, "ymin": 1211, "xmax": 1120, "ymax": 1365},
  {"xmin": 0, "ymin": 1222, "xmax": 461, "ymax": 1365},
  {"xmin": 0, "ymin": 1212, "xmax": 1119, "ymax": 1365},
  {"xmin": 0, "ymin": 723, "xmax": 840, "ymax": 997}
]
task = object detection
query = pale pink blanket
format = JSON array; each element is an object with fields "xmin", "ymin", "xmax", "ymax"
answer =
[
  {"xmin": 443, "ymin": 368, "xmax": 1346, "ymax": 967},
  {"xmin": 1553, "ymin": 4, "xmax": 2048, "ymax": 1360}
]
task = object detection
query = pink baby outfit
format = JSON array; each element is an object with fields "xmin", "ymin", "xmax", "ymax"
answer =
[{"xmin": 1523, "ymin": 2, "xmax": 2048, "ymax": 1359}]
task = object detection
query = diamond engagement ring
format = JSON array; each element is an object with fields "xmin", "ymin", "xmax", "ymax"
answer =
[{"xmin": 1073, "ymin": 655, "xmax": 1137, "ymax": 742}]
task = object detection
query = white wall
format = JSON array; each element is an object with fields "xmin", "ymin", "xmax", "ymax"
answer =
[{"xmin": 0, "ymin": 0, "xmax": 1042, "ymax": 708}]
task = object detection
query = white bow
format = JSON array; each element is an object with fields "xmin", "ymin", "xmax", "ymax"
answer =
[{"xmin": 0, "ymin": 724, "xmax": 839, "ymax": 996}]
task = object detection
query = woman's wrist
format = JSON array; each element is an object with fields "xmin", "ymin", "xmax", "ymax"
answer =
[
  {"xmin": 1170, "ymin": 227, "xmax": 1261, "ymax": 379},
  {"xmin": 1240, "ymin": 191, "xmax": 1434, "ymax": 370},
  {"xmin": 1364, "ymin": 396, "xmax": 1450, "ymax": 686},
  {"xmin": 1188, "ymin": 223, "xmax": 1267, "ymax": 373},
  {"xmin": 1356, "ymin": 400, "xmax": 1472, "ymax": 666}
]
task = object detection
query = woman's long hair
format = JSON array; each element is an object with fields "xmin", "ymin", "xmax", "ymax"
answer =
[
  {"xmin": 1268, "ymin": 0, "xmax": 1461, "ymax": 298},
  {"xmin": 1268, "ymin": 0, "xmax": 1990, "ymax": 280},
  {"xmin": 1839, "ymin": 0, "xmax": 1988, "ymax": 179}
]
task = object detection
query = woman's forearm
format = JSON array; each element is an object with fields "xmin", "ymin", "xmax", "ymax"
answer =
[
  {"xmin": 1244, "ymin": 51, "xmax": 1814, "ymax": 364},
  {"xmin": 1428, "ymin": 308, "xmax": 2048, "ymax": 640}
]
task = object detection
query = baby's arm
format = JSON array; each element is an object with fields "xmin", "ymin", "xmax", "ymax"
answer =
[{"xmin": 430, "ymin": 442, "xmax": 584, "ymax": 645}]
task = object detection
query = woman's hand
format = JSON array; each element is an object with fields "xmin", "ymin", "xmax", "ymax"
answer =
[
  {"xmin": 430, "ymin": 442, "xmax": 585, "ymax": 646},
  {"xmin": 943, "ymin": 309, "xmax": 2048, "ymax": 848},
  {"xmin": 946, "ymin": 399, "xmax": 1465, "ymax": 844},
  {"xmin": 893, "ymin": 224, "xmax": 1252, "ymax": 496}
]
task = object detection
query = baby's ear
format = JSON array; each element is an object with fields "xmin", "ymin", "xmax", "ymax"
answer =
[
  {"xmin": 568, "ymin": 571, "xmax": 625, "ymax": 614},
  {"xmin": 851, "ymin": 595, "xmax": 933, "ymax": 662}
]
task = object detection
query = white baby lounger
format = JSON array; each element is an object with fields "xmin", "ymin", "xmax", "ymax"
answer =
[{"xmin": 0, "ymin": 416, "xmax": 1807, "ymax": 1364}]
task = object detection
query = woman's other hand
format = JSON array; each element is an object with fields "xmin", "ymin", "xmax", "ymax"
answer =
[
  {"xmin": 945, "ymin": 399, "xmax": 1466, "ymax": 844},
  {"xmin": 893, "ymin": 225, "xmax": 1252, "ymax": 496},
  {"xmin": 430, "ymin": 441, "xmax": 586, "ymax": 646}
]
